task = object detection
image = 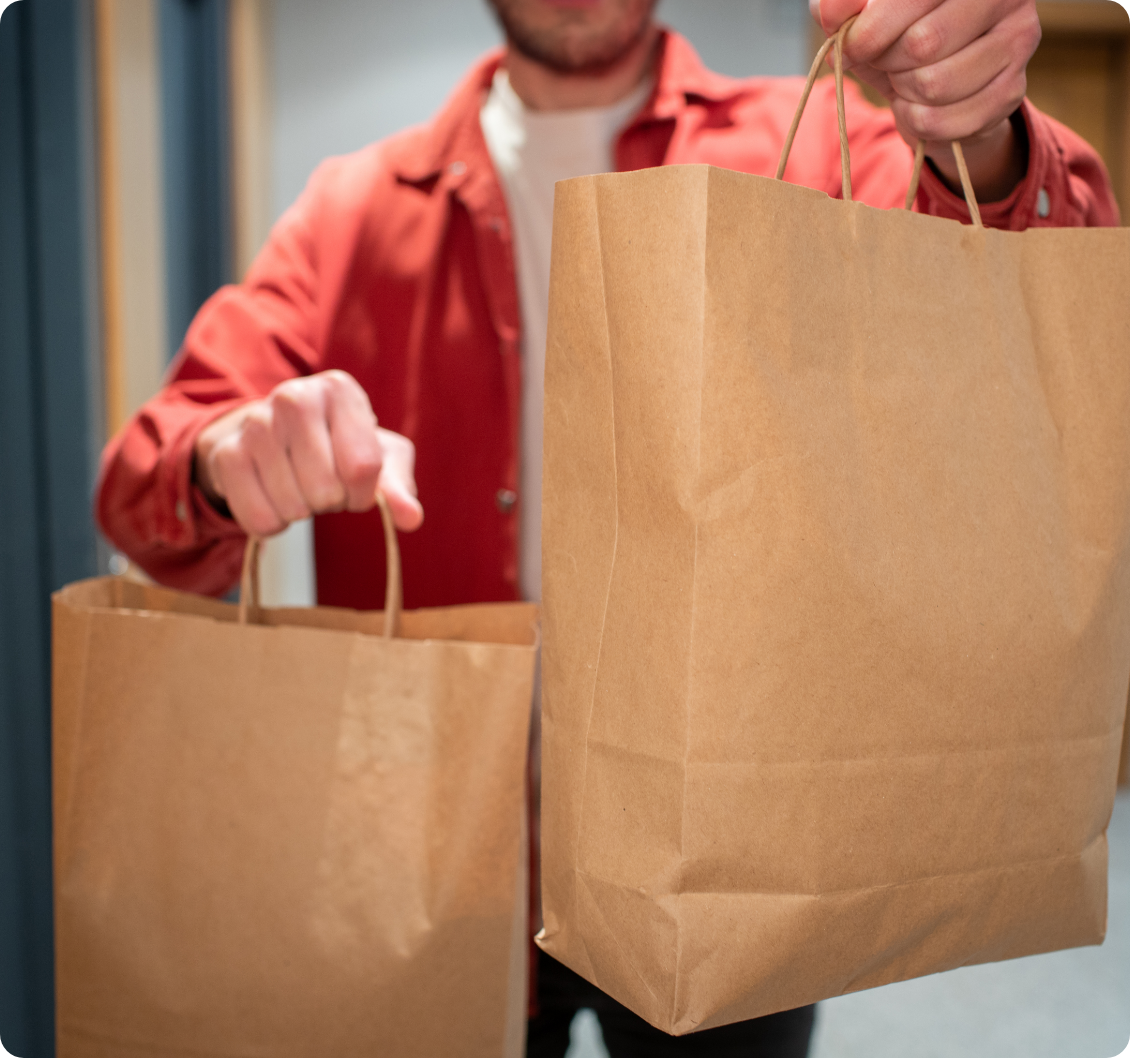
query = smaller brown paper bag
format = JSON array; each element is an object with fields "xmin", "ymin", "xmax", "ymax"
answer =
[{"xmin": 53, "ymin": 499, "xmax": 537, "ymax": 1056}]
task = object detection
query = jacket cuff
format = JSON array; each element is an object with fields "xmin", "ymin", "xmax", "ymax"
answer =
[
  {"xmin": 915, "ymin": 101, "xmax": 1063, "ymax": 230},
  {"xmin": 157, "ymin": 399, "xmax": 250, "ymax": 550}
]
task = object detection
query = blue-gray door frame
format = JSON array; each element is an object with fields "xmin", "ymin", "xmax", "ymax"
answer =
[
  {"xmin": 1, "ymin": 0, "xmax": 233, "ymax": 1052},
  {"xmin": 161, "ymin": 0, "xmax": 232, "ymax": 361},
  {"xmin": 0, "ymin": 0, "xmax": 102, "ymax": 1054}
]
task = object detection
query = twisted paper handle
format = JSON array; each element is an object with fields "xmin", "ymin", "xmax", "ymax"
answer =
[
  {"xmin": 239, "ymin": 492, "xmax": 403, "ymax": 638},
  {"xmin": 776, "ymin": 16, "xmax": 983, "ymax": 227}
]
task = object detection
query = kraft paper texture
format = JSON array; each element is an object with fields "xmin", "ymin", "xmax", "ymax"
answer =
[
  {"xmin": 53, "ymin": 575, "xmax": 537, "ymax": 1056},
  {"xmin": 538, "ymin": 163, "xmax": 1130, "ymax": 1035}
]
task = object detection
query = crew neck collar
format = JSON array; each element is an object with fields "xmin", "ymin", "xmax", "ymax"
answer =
[{"xmin": 488, "ymin": 67, "xmax": 655, "ymax": 128}]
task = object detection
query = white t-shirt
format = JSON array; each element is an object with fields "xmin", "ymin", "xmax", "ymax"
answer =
[{"xmin": 480, "ymin": 69, "xmax": 651, "ymax": 603}]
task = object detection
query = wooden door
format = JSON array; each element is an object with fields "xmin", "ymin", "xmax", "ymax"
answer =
[{"xmin": 1027, "ymin": 2, "xmax": 1130, "ymax": 216}]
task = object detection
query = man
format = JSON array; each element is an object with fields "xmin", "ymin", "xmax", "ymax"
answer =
[{"xmin": 97, "ymin": 0, "xmax": 1119, "ymax": 1053}]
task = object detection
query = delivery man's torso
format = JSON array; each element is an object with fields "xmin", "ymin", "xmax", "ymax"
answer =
[{"xmin": 96, "ymin": 31, "xmax": 1120, "ymax": 608}]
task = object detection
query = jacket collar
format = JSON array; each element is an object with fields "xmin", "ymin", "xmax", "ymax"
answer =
[
  {"xmin": 645, "ymin": 28, "xmax": 750, "ymax": 121},
  {"xmin": 389, "ymin": 29, "xmax": 744, "ymax": 186}
]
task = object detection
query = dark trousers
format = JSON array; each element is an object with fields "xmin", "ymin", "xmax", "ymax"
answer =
[{"xmin": 527, "ymin": 951, "xmax": 816, "ymax": 1058}]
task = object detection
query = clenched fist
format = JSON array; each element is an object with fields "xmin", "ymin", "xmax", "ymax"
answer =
[
  {"xmin": 193, "ymin": 370, "xmax": 424, "ymax": 539},
  {"xmin": 812, "ymin": 0, "xmax": 1041, "ymax": 200}
]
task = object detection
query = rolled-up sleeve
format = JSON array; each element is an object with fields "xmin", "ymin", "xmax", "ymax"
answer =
[
  {"xmin": 96, "ymin": 153, "xmax": 362, "ymax": 595},
  {"xmin": 915, "ymin": 100, "xmax": 1121, "ymax": 230}
]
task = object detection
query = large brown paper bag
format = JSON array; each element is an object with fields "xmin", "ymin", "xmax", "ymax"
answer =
[
  {"xmin": 53, "ymin": 499, "xmax": 537, "ymax": 1056},
  {"xmin": 538, "ymin": 22, "xmax": 1130, "ymax": 1037}
]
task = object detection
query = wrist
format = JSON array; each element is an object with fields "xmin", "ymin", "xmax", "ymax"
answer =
[
  {"xmin": 925, "ymin": 110, "xmax": 1029, "ymax": 204},
  {"xmin": 191, "ymin": 442, "xmax": 225, "ymax": 510},
  {"xmin": 192, "ymin": 406, "xmax": 246, "ymax": 510}
]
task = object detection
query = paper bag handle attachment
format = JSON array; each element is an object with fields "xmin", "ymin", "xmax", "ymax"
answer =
[
  {"xmin": 238, "ymin": 492, "xmax": 403, "ymax": 638},
  {"xmin": 775, "ymin": 16, "xmax": 983, "ymax": 228}
]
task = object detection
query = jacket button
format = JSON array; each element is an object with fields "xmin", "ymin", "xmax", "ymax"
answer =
[{"xmin": 496, "ymin": 489, "xmax": 518, "ymax": 514}]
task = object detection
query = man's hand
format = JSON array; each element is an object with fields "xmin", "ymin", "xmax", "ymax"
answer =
[
  {"xmin": 812, "ymin": 0, "xmax": 1041, "ymax": 201},
  {"xmin": 193, "ymin": 370, "xmax": 424, "ymax": 539}
]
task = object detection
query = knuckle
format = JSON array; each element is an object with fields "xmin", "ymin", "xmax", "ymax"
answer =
[
  {"xmin": 907, "ymin": 102, "xmax": 942, "ymax": 141},
  {"xmin": 306, "ymin": 479, "xmax": 347, "ymax": 513},
  {"xmin": 1017, "ymin": 11, "xmax": 1042, "ymax": 58},
  {"xmin": 271, "ymin": 382, "xmax": 320, "ymax": 423},
  {"xmin": 337, "ymin": 425, "xmax": 385, "ymax": 486},
  {"xmin": 211, "ymin": 440, "xmax": 246, "ymax": 481},
  {"xmin": 333, "ymin": 375, "xmax": 377, "ymax": 423},
  {"xmin": 235, "ymin": 501, "xmax": 281, "ymax": 539},
  {"xmin": 982, "ymin": 74, "xmax": 1026, "ymax": 127},
  {"xmin": 910, "ymin": 65, "xmax": 946, "ymax": 105},
  {"xmin": 345, "ymin": 490, "xmax": 378, "ymax": 514},
  {"xmin": 839, "ymin": 12, "xmax": 885, "ymax": 65},
  {"xmin": 249, "ymin": 514, "xmax": 283, "ymax": 538},
  {"xmin": 904, "ymin": 21, "xmax": 944, "ymax": 68},
  {"xmin": 240, "ymin": 409, "xmax": 274, "ymax": 448},
  {"xmin": 342, "ymin": 450, "xmax": 383, "ymax": 486},
  {"xmin": 321, "ymin": 369, "xmax": 366, "ymax": 406},
  {"xmin": 272, "ymin": 376, "xmax": 305, "ymax": 401},
  {"xmin": 1005, "ymin": 74, "xmax": 1027, "ymax": 113},
  {"xmin": 280, "ymin": 499, "xmax": 311, "ymax": 523}
]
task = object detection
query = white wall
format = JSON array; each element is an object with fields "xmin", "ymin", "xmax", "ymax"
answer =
[{"xmin": 264, "ymin": 0, "xmax": 810, "ymax": 607}]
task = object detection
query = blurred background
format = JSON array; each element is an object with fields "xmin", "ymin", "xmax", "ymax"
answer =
[{"xmin": 1, "ymin": 0, "xmax": 1128, "ymax": 1055}]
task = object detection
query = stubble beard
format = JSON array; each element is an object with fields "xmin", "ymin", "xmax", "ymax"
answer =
[{"xmin": 487, "ymin": 0, "xmax": 658, "ymax": 76}]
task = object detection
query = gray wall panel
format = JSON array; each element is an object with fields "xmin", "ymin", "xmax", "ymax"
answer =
[{"xmin": 0, "ymin": 0, "xmax": 100, "ymax": 1053}]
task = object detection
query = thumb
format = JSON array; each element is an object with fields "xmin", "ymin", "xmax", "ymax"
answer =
[
  {"xmin": 815, "ymin": 0, "xmax": 867, "ymax": 34},
  {"xmin": 376, "ymin": 428, "xmax": 424, "ymax": 532}
]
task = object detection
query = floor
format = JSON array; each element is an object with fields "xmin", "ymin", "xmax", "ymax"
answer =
[{"xmin": 566, "ymin": 789, "xmax": 1130, "ymax": 1058}]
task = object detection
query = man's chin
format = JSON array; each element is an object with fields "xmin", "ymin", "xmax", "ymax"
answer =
[
  {"xmin": 488, "ymin": 0, "xmax": 657, "ymax": 76},
  {"xmin": 513, "ymin": 39, "xmax": 639, "ymax": 77}
]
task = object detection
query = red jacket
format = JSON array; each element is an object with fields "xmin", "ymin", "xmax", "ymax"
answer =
[{"xmin": 97, "ymin": 31, "xmax": 1121, "ymax": 608}]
